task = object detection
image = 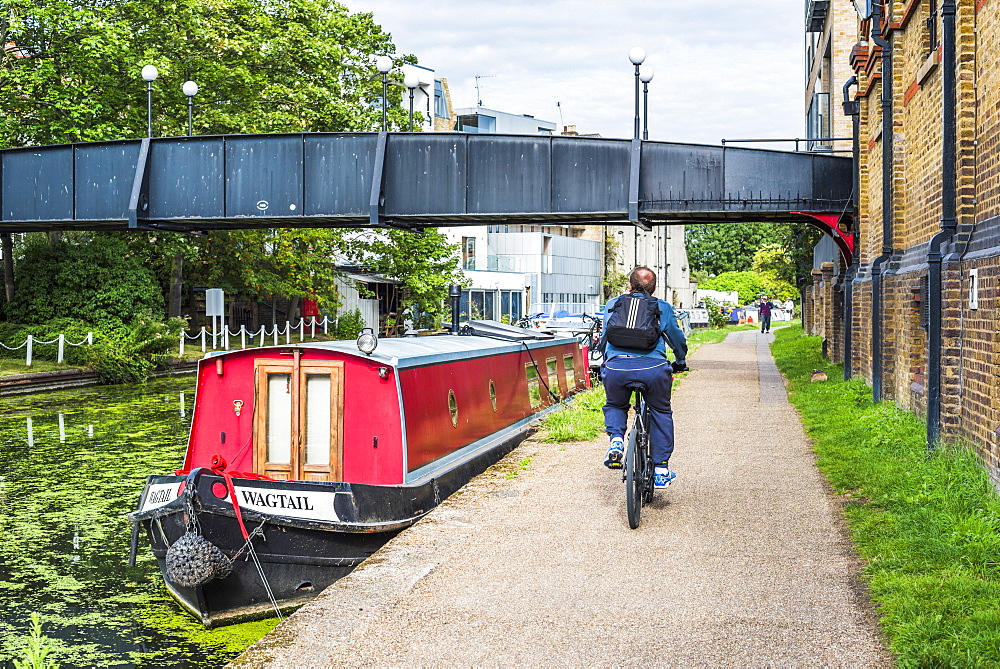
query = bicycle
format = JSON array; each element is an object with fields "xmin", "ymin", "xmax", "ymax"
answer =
[
  {"xmin": 623, "ymin": 382, "xmax": 654, "ymax": 529},
  {"xmin": 621, "ymin": 361, "xmax": 688, "ymax": 529}
]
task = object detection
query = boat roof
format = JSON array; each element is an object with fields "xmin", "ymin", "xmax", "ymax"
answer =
[{"xmin": 209, "ymin": 323, "xmax": 579, "ymax": 370}]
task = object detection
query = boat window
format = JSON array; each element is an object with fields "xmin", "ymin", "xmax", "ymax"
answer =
[
  {"xmin": 525, "ymin": 362, "xmax": 541, "ymax": 408},
  {"xmin": 448, "ymin": 390, "xmax": 459, "ymax": 427},
  {"xmin": 546, "ymin": 357, "xmax": 561, "ymax": 398},
  {"xmin": 489, "ymin": 380, "xmax": 497, "ymax": 412},
  {"xmin": 304, "ymin": 374, "xmax": 331, "ymax": 466},
  {"xmin": 564, "ymin": 354, "xmax": 575, "ymax": 389},
  {"xmin": 266, "ymin": 373, "xmax": 292, "ymax": 466},
  {"xmin": 254, "ymin": 360, "xmax": 344, "ymax": 482}
]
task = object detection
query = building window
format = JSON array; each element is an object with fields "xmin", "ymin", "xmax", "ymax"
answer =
[
  {"xmin": 434, "ymin": 80, "xmax": 449, "ymax": 118},
  {"xmin": 807, "ymin": 92, "xmax": 831, "ymax": 150},
  {"xmin": 460, "ymin": 290, "xmax": 498, "ymax": 320},
  {"xmin": 456, "ymin": 114, "xmax": 496, "ymax": 134},
  {"xmin": 462, "ymin": 236, "xmax": 476, "ymax": 269},
  {"xmin": 500, "ymin": 290, "xmax": 522, "ymax": 322}
]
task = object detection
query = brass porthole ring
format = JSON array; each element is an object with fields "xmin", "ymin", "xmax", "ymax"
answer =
[
  {"xmin": 489, "ymin": 380, "xmax": 497, "ymax": 412},
  {"xmin": 448, "ymin": 389, "xmax": 458, "ymax": 428}
]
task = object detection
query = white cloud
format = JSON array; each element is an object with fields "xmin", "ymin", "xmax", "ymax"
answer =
[{"xmin": 344, "ymin": 0, "xmax": 806, "ymax": 145}]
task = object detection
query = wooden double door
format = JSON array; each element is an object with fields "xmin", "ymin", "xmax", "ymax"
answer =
[{"xmin": 253, "ymin": 356, "xmax": 345, "ymax": 481}]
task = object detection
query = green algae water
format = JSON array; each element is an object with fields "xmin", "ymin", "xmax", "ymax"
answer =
[{"xmin": 0, "ymin": 377, "xmax": 278, "ymax": 668}]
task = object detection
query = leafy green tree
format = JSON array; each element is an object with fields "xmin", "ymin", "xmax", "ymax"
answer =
[
  {"xmin": 0, "ymin": 0, "xmax": 411, "ymax": 146},
  {"xmin": 751, "ymin": 243, "xmax": 798, "ymax": 301},
  {"xmin": 7, "ymin": 236, "xmax": 163, "ymax": 330},
  {"xmin": 344, "ymin": 228, "xmax": 463, "ymax": 324},
  {"xmin": 194, "ymin": 228, "xmax": 348, "ymax": 314},
  {"xmin": 698, "ymin": 271, "xmax": 765, "ymax": 305},
  {"xmin": 684, "ymin": 222, "xmax": 780, "ymax": 276}
]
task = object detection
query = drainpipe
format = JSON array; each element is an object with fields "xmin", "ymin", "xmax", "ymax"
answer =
[
  {"xmin": 926, "ymin": 0, "xmax": 957, "ymax": 450},
  {"xmin": 842, "ymin": 76, "xmax": 860, "ymax": 381},
  {"xmin": 870, "ymin": 2, "xmax": 894, "ymax": 403}
]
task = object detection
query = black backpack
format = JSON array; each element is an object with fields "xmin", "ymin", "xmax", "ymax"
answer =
[{"xmin": 604, "ymin": 294, "xmax": 663, "ymax": 351}]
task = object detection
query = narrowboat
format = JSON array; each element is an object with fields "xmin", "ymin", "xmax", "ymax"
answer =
[{"xmin": 128, "ymin": 320, "xmax": 588, "ymax": 627}]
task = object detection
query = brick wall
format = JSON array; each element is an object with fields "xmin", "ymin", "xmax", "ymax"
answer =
[{"xmin": 829, "ymin": 0, "xmax": 1000, "ymax": 484}]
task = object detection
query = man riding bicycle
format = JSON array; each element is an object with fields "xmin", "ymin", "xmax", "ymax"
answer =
[{"xmin": 596, "ymin": 266, "xmax": 688, "ymax": 489}]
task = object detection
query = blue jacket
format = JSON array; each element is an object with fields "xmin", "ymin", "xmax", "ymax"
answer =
[{"xmin": 597, "ymin": 293, "xmax": 688, "ymax": 363}]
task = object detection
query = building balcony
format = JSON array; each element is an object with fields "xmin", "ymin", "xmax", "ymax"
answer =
[{"xmin": 806, "ymin": 0, "xmax": 830, "ymax": 32}]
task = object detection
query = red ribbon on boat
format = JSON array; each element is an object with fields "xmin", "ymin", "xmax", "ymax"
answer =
[{"xmin": 173, "ymin": 455, "xmax": 278, "ymax": 542}]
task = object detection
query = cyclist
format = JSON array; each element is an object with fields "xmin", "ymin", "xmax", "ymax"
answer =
[{"xmin": 596, "ymin": 266, "xmax": 688, "ymax": 489}]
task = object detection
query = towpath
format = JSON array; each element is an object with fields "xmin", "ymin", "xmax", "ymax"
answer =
[{"xmin": 231, "ymin": 330, "xmax": 890, "ymax": 667}]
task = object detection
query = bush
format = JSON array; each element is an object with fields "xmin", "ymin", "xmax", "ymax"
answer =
[
  {"xmin": 702, "ymin": 298, "xmax": 730, "ymax": 328},
  {"xmin": 330, "ymin": 308, "xmax": 365, "ymax": 340},
  {"xmin": 7, "ymin": 236, "xmax": 164, "ymax": 331},
  {"xmin": 86, "ymin": 313, "xmax": 186, "ymax": 384}
]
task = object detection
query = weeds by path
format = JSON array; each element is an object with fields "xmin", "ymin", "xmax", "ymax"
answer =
[{"xmin": 772, "ymin": 325, "xmax": 1000, "ymax": 667}]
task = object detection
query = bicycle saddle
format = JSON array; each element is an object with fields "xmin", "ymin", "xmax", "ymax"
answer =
[{"xmin": 625, "ymin": 381, "xmax": 648, "ymax": 392}]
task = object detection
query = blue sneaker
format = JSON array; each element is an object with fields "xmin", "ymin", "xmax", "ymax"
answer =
[
  {"xmin": 604, "ymin": 437, "xmax": 624, "ymax": 469},
  {"xmin": 653, "ymin": 466, "xmax": 676, "ymax": 489}
]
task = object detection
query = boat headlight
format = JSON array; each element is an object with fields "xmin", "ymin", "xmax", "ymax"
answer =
[{"xmin": 357, "ymin": 328, "xmax": 378, "ymax": 355}]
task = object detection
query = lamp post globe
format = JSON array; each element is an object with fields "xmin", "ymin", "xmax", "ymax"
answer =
[
  {"xmin": 639, "ymin": 65, "xmax": 653, "ymax": 140},
  {"xmin": 375, "ymin": 56, "xmax": 393, "ymax": 131},
  {"xmin": 182, "ymin": 81, "xmax": 199, "ymax": 136},
  {"xmin": 141, "ymin": 65, "xmax": 159, "ymax": 138},
  {"xmin": 628, "ymin": 47, "xmax": 645, "ymax": 139},
  {"xmin": 403, "ymin": 72, "xmax": 420, "ymax": 132}
]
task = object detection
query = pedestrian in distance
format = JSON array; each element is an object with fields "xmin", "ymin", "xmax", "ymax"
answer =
[
  {"xmin": 759, "ymin": 295, "xmax": 775, "ymax": 334},
  {"xmin": 595, "ymin": 266, "xmax": 688, "ymax": 489}
]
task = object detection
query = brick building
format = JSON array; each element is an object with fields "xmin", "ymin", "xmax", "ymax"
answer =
[{"xmin": 803, "ymin": 0, "xmax": 1000, "ymax": 486}]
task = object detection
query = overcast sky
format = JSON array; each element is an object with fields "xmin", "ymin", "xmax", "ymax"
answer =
[{"xmin": 344, "ymin": 0, "xmax": 806, "ymax": 146}]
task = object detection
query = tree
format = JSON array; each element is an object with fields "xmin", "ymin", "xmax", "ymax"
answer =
[
  {"xmin": 684, "ymin": 222, "xmax": 781, "ymax": 276},
  {"xmin": 7, "ymin": 235, "xmax": 163, "ymax": 329},
  {"xmin": 698, "ymin": 271, "xmax": 765, "ymax": 305},
  {"xmin": 0, "ymin": 0, "xmax": 411, "ymax": 147},
  {"xmin": 343, "ymin": 228, "xmax": 463, "ymax": 325},
  {"xmin": 751, "ymin": 243, "xmax": 798, "ymax": 300}
]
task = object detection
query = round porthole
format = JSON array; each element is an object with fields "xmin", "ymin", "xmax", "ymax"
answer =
[
  {"xmin": 448, "ymin": 390, "xmax": 458, "ymax": 428},
  {"xmin": 489, "ymin": 380, "xmax": 497, "ymax": 412}
]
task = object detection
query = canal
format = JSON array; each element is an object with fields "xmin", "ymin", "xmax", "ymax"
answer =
[{"xmin": 0, "ymin": 376, "xmax": 277, "ymax": 668}]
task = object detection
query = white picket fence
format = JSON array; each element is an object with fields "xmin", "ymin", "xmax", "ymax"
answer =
[
  {"xmin": 179, "ymin": 315, "xmax": 340, "ymax": 355},
  {"xmin": 0, "ymin": 332, "xmax": 94, "ymax": 367}
]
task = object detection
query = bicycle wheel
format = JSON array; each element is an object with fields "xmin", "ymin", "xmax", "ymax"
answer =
[{"xmin": 625, "ymin": 426, "xmax": 643, "ymax": 529}]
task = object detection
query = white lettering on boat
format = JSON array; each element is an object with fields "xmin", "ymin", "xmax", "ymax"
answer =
[
  {"xmin": 226, "ymin": 485, "xmax": 339, "ymax": 522},
  {"xmin": 141, "ymin": 483, "xmax": 180, "ymax": 511}
]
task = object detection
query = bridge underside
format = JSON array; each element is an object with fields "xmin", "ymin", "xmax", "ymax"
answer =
[{"xmin": 0, "ymin": 132, "xmax": 854, "ymax": 258}]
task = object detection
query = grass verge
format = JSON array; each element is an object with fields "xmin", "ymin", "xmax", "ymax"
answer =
[{"xmin": 771, "ymin": 325, "xmax": 1000, "ymax": 667}]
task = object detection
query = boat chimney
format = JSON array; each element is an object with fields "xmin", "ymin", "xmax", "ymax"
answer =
[{"xmin": 449, "ymin": 284, "xmax": 462, "ymax": 334}]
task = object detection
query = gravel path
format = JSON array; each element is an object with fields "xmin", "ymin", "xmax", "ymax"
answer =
[{"xmin": 232, "ymin": 331, "xmax": 890, "ymax": 668}]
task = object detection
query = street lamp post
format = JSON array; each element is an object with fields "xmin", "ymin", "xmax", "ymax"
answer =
[
  {"xmin": 375, "ymin": 56, "xmax": 393, "ymax": 132},
  {"xmin": 182, "ymin": 81, "xmax": 199, "ymax": 136},
  {"xmin": 141, "ymin": 65, "xmax": 158, "ymax": 138},
  {"xmin": 639, "ymin": 65, "xmax": 654, "ymax": 140},
  {"xmin": 628, "ymin": 47, "xmax": 645, "ymax": 140},
  {"xmin": 403, "ymin": 72, "xmax": 420, "ymax": 132}
]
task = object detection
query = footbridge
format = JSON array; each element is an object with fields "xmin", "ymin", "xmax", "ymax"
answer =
[{"xmin": 0, "ymin": 132, "xmax": 856, "ymax": 261}]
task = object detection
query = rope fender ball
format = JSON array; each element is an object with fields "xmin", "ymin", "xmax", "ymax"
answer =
[{"xmin": 165, "ymin": 532, "xmax": 232, "ymax": 588}]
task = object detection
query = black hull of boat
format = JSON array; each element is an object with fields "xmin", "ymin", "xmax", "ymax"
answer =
[
  {"xmin": 142, "ymin": 509, "xmax": 399, "ymax": 627},
  {"xmin": 131, "ymin": 424, "xmax": 531, "ymax": 626}
]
